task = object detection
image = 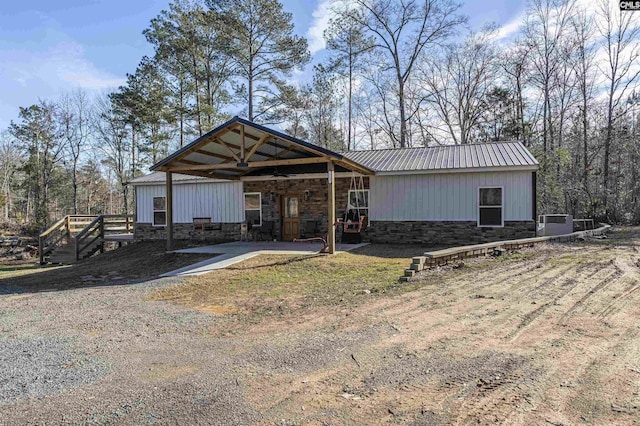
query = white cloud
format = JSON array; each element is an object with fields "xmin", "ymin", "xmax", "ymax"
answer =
[
  {"xmin": 0, "ymin": 38, "xmax": 125, "ymax": 127},
  {"xmin": 48, "ymin": 41, "xmax": 125, "ymax": 90},
  {"xmin": 306, "ymin": 0, "xmax": 334, "ymax": 55},
  {"xmin": 493, "ymin": 11, "xmax": 525, "ymax": 42}
]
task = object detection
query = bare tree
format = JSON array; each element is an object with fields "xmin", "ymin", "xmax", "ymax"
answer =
[
  {"xmin": 524, "ymin": 0, "xmax": 575, "ymax": 158},
  {"xmin": 303, "ymin": 65, "xmax": 345, "ymax": 150},
  {"xmin": 597, "ymin": 0, "xmax": 640, "ymax": 218},
  {"xmin": 94, "ymin": 94, "xmax": 131, "ymax": 214},
  {"xmin": 348, "ymin": 0, "xmax": 465, "ymax": 147},
  {"xmin": 570, "ymin": 9, "xmax": 597, "ymax": 199},
  {"xmin": 422, "ymin": 27, "xmax": 498, "ymax": 144},
  {"xmin": 325, "ymin": 5, "xmax": 373, "ymax": 150},
  {"xmin": 0, "ymin": 132, "xmax": 22, "ymax": 221},
  {"xmin": 361, "ymin": 63, "xmax": 402, "ymax": 147},
  {"xmin": 58, "ymin": 90, "xmax": 92, "ymax": 214},
  {"xmin": 500, "ymin": 41, "xmax": 532, "ymax": 146}
]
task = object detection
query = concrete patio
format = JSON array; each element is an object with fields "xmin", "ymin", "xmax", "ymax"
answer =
[{"xmin": 161, "ymin": 241, "xmax": 368, "ymax": 277}]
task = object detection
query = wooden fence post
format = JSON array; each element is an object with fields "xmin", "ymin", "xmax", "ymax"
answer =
[
  {"xmin": 39, "ymin": 236, "xmax": 44, "ymax": 264},
  {"xmin": 99, "ymin": 216, "xmax": 105, "ymax": 254}
]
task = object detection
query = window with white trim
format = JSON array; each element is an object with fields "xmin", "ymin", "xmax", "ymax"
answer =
[
  {"xmin": 347, "ymin": 190, "xmax": 369, "ymax": 218},
  {"xmin": 244, "ymin": 192, "xmax": 262, "ymax": 227},
  {"xmin": 478, "ymin": 187, "xmax": 503, "ymax": 227},
  {"xmin": 153, "ymin": 196, "xmax": 166, "ymax": 226}
]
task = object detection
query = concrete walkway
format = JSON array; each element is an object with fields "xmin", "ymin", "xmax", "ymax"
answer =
[{"xmin": 161, "ymin": 241, "xmax": 368, "ymax": 277}]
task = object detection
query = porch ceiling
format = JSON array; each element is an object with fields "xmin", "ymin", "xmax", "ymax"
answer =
[{"xmin": 151, "ymin": 117, "xmax": 374, "ymax": 180}]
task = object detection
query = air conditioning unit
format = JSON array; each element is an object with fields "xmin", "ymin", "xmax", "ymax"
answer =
[{"xmin": 537, "ymin": 214, "xmax": 573, "ymax": 236}]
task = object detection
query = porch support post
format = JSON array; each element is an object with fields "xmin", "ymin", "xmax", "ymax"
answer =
[
  {"xmin": 327, "ymin": 161, "xmax": 336, "ymax": 254},
  {"xmin": 166, "ymin": 171, "xmax": 174, "ymax": 252}
]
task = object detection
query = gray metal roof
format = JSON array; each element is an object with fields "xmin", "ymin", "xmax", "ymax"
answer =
[{"xmin": 341, "ymin": 141, "xmax": 538, "ymax": 173}]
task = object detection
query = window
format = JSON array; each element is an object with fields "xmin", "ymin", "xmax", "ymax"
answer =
[
  {"xmin": 478, "ymin": 187, "xmax": 503, "ymax": 227},
  {"xmin": 284, "ymin": 197, "xmax": 298, "ymax": 218},
  {"xmin": 153, "ymin": 196, "xmax": 166, "ymax": 227},
  {"xmin": 347, "ymin": 190, "xmax": 369, "ymax": 218},
  {"xmin": 244, "ymin": 192, "xmax": 262, "ymax": 227}
]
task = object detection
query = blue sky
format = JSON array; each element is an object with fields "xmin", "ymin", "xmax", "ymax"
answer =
[{"xmin": 0, "ymin": 0, "xmax": 526, "ymax": 129}]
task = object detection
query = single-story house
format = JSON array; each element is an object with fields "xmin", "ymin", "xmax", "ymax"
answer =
[{"xmin": 130, "ymin": 117, "xmax": 538, "ymax": 252}]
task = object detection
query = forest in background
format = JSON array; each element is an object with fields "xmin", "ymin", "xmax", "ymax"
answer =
[{"xmin": 1, "ymin": 0, "xmax": 639, "ymax": 233}]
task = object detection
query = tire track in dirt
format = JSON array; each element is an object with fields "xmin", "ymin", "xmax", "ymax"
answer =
[
  {"xmin": 466, "ymin": 260, "xmax": 560, "ymax": 293},
  {"xmin": 453, "ymin": 383, "xmax": 530, "ymax": 425},
  {"xmin": 564, "ymin": 326, "xmax": 640, "ymax": 424},
  {"xmin": 505, "ymin": 262, "xmax": 607, "ymax": 340},
  {"xmin": 365, "ymin": 262, "xmax": 556, "ymax": 326},
  {"xmin": 521, "ymin": 262, "xmax": 590, "ymax": 298},
  {"xmin": 559, "ymin": 263, "xmax": 624, "ymax": 326},
  {"xmin": 470, "ymin": 244, "xmax": 600, "ymax": 283},
  {"xmin": 470, "ymin": 250, "xmax": 599, "ymax": 299},
  {"xmin": 458, "ymin": 263, "xmax": 582, "ymax": 340},
  {"xmin": 598, "ymin": 278, "xmax": 640, "ymax": 319},
  {"xmin": 596, "ymin": 257, "xmax": 640, "ymax": 319},
  {"xmin": 395, "ymin": 258, "xmax": 595, "ymax": 347}
]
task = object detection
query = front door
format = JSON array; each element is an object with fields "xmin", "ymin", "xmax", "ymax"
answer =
[{"xmin": 281, "ymin": 196, "xmax": 300, "ymax": 241}]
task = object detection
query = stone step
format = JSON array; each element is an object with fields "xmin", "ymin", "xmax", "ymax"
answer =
[
  {"xmin": 404, "ymin": 269, "xmax": 415, "ymax": 277},
  {"xmin": 410, "ymin": 263, "xmax": 423, "ymax": 271},
  {"xmin": 412, "ymin": 256, "xmax": 426, "ymax": 265}
]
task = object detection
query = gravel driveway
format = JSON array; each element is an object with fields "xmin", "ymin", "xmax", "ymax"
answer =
[{"xmin": 0, "ymin": 277, "xmax": 265, "ymax": 424}]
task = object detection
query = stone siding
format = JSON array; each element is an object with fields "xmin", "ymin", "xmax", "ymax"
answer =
[
  {"xmin": 244, "ymin": 177, "xmax": 369, "ymax": 240},
  {"xmin": 134, "ymin": 222, "xmax": 241, "ymax": 242},
  {"xmin": 366, "ymin": 221, "xmax": 535, "ymax": 246}
]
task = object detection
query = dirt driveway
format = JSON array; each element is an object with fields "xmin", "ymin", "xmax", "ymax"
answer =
[{"xmin": 1, "ymin": 228, "xmax": 639, "ymax": 425}]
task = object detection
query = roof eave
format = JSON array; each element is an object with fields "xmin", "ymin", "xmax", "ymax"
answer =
[
  {"xmin": 374, "ymin": 165, "xmax": 539, "ymax": 175},
  {"xmin": 150, "ymin": 117, "xmax": 374, "ymax": 175}
]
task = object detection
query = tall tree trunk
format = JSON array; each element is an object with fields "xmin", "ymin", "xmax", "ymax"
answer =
[
  {"xmin": 398, "ymin": 76, "xmax": 407, "ymax": 148},
  {"xmin": 248, "ymin": 62, "xmax": 254, "ymax": 121},
  {"xmin": 179, "ymin": 78, "xmax": 185, "ymax": 147},
  {"xmin": 72, "ymin": 157, "xmax": 78, "ymax": 215},
  {"xmin": 131, "ymin": 124, "xmax": 136, "ymax": 182},
  {"xmin": 347, "ymin": 42, "xmax": 353, "ymax": 151},
  {"xmin": 193, "ymin": 57, "xmax": 202, "ymax": 136},
  {"xmin": 516, "ymin": 68, "xmax": 525, "ymax": 145},
  {"xmin": 603, "ymin": 78, "xmax": 615, "ymax": 219},
  {"xmin": 582, "ymin": 87, "xmax": 589, "ymax": 190}
]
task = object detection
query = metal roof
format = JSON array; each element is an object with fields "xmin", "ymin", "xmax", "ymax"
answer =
[{"xmin": 341, "ymin": 141, "xmax": 538, "ymax": 173}]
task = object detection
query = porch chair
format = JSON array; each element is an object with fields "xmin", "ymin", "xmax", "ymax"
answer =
[
  {"xmin": 256, "ymin": 221, "xmax": 275, "ymax": 241},
  {"xmin": 301, "ymin": 220, "xmax": 319, "ymax": 239}
]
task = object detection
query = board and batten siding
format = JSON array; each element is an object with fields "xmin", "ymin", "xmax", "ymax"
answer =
[
  {"xmin": 369, "ymin": 171, "xmax": 533, "ymax": 221},
  {"xmin": 135, "ymin": 181, "xmax": 244, "ymax": 223}
]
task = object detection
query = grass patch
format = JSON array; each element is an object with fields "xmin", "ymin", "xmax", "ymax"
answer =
[
  {"xmin": 150, "ymin": 244, "xmax": 432, "ymax": 315},
  {"xmin": 0, "ymin": 263, "xmax": 62, "ymax": 280},
  {"xmin": 496, "ymin": 252, "xmax": 526, "ymax": 262},
  {"xmin": 547, "ymin": 252, "xmax": 588, "ymax": 266}
]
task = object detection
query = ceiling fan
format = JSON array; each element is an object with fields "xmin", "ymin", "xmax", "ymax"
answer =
[{"xmin": 271, "ymin": 140, "xmax": 294, "ymax": 178}]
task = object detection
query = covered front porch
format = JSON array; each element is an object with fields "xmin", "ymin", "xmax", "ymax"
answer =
[{"xmin": 151, "ymin": 117, "xmax": 374, "ymax": 254}]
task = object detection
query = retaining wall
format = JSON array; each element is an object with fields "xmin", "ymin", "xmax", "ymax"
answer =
[{"xmin": 400, "ymin": 224, "xmax": 612, "ymax": 282}]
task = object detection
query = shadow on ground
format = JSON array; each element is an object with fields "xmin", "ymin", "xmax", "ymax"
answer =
[{"xmin": 0, "ymin": 241, "xmax": 216, "ymax": 294}]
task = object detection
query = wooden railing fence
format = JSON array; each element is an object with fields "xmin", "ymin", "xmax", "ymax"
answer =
[{"xmin": 39, "ymin": 214, "xmax": 133, "ymax": 263}]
